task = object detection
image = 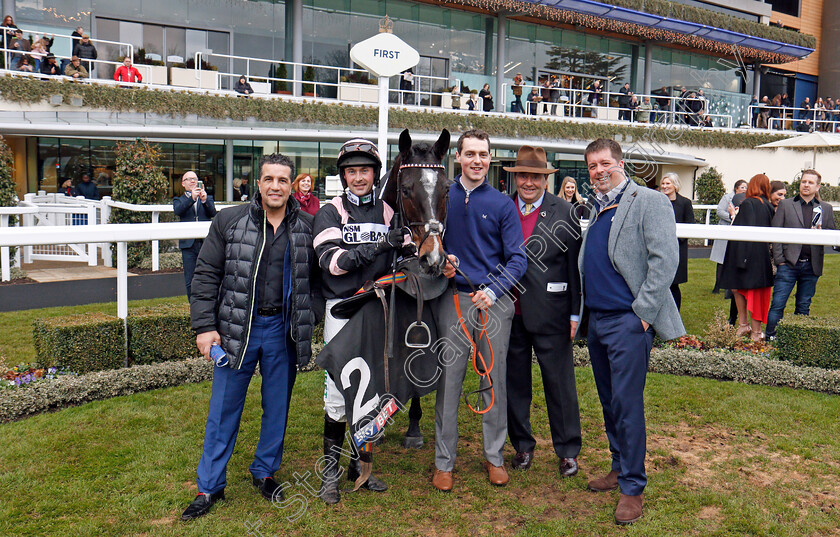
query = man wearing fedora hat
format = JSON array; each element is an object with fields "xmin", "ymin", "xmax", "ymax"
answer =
[
  {"xmin": 503, "ymin": 145, "xmax": 583, "ymax": 478},
  {"xmin": 39, "ymin": 53, "xmax": 60, "ymax": 76}
]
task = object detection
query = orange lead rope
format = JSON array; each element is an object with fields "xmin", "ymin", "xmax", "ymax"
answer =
[{"xmin": 452, "ymin": 291, "xmax": 495, "ymax": 415}]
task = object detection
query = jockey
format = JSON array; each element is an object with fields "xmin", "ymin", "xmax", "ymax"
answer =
[{"xmin": 312, "ymin": 138, "xmax": 405, "ymax": 504}]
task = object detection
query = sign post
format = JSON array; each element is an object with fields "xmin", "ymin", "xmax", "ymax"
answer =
[{"xmin": 350, "ymin": 21, "xmax": 419, "ymax": 177}]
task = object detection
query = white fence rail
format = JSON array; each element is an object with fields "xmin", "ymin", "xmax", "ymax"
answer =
[{"xmin": 1, "ymin": 222, "xmax": 840, "ymax": 320}]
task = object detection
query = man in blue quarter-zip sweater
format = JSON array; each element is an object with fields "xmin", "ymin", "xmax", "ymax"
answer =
[
  {"xmin": 181, "ymin": 153, "xmax": 324, "ymax": 522},
  {"xmin": 577, "ymin": 139, "xmax": 684, "ymax": 525},
  {"xmin": 431, "ymin": 129, "xmax": 527, "ymax": 492}
]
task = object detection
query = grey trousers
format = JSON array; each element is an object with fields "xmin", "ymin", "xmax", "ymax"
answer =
[{"xmin": 433, "ymin": 291, "xmax": 514, "ymax": 471}]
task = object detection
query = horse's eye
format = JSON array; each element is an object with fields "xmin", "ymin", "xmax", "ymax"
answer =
[{"xmin": 400, "ymin": 186, "xmax": 412, "ymax": 196}]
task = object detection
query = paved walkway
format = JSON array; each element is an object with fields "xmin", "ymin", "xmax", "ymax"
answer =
[{"xmin": 21, "ymin": 260, "xmax": 138, "ymax": 283}]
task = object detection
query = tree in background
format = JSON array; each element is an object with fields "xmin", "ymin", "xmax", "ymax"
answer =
[
  {"xmin": 694, "ymin": 166, "xmax": 726, "ymax": 224},
  {"xmin": 695, "ymin": 166, "xmax": 725, "ymax": 204},
  {"xmin": 109, "ymin": 139, "xmax": 168, "ymax": 267}
]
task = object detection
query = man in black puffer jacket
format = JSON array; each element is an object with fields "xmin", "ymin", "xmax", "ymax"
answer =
[{"xmin": 181, "ymin": 153, "xmax": 324, "ymax": 522}]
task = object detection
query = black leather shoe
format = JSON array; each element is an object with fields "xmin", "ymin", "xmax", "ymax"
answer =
[
  {"xmin": 512, "ymin": 451, "xmax": 533, "ymax": 470},
  {"xmin": 252, "ymin": 476, "xmax": 284, "ymax": 502},
  {"xmin": 180, "ymin": 490, "xmax": 225, "ymax": 521},
  {"xmin": 559, "ymin": 457, "xmax": 579, "ymax": 477}
]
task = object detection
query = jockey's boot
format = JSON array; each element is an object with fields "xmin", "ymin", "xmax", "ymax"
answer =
[
  {"xmin": 319, "ymin": 415, "xmax": 345, "ymax": 505},
  {"xmin": 347, "ymin": 454, "xmax": 389, "ymax": 492}
]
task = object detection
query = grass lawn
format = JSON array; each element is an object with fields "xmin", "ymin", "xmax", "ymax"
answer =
[
  {"xmin": 0, "ymin": 365, "xmax": 839, "ymax": 536},
  {"xmin": 0, "ymin": 256, "xmax": 838, "ymax": 535}
]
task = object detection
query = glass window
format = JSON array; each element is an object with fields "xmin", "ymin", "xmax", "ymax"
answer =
[
  {"xmin": 90, "ymin": 140, "xmax": 117, "ymax": 197},
  {"xmin": 165, "ymin": 26, "xmax": 186, "ymax": 62}
]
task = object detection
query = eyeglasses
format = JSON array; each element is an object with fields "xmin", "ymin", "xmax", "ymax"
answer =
[{"xmin": 339, "ymin": 143, "xmax": 379, "ymax": 159}]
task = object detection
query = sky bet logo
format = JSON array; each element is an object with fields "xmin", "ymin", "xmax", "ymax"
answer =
[{"xmin": 342, "ymin": 223, "xmax": 389, "ymax": 244}]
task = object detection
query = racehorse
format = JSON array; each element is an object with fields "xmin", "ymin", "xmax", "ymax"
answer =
[
  {"xmin": 380, "ymin": 128, "xmax": 451, "ymax": 447},
  {"xmin": 381, "ymin": 128, "xmax": 451, "ymax": 275}
]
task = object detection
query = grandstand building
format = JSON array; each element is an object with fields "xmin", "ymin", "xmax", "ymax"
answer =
[{"xmin": 0, "ymin": 0, "xmax": 835, "ymax": 199}]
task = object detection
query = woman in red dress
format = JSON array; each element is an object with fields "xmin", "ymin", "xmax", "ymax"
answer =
[{"xmin": 718, "ymin": 173, "xmax": 775, "ymax": 341}]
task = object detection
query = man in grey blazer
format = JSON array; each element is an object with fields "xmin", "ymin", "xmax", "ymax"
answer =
[
  {"xmin": 576, "ymin": 139, "xmax": 684, "ymax": 525},
  {"xmin": 766, "ymin": 169, "xmax": 835, "ymax": 339}
]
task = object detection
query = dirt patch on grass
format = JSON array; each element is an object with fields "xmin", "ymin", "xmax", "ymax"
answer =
[{"xmin": 649, "ymin": 422, "xmax": 840, "ymax": 511}]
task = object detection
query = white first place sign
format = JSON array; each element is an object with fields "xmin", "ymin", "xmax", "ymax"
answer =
[{"xmin": 349, "ymin": 32, "xmax": 420, "ymax": 78}]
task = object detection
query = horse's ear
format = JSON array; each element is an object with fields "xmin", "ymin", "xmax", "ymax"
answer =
[
  {"xmin": 399, "ymin": 129, "xmax": 412, "ymax": 154},
  {"xmin": 432, "ymin": 129, "xmax": 450, "ymax": 161}
]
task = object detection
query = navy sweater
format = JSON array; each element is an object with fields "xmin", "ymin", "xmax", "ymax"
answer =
[
  {"xmin": 583, "ymin": 203, "xmax": 635, "ymax": 312},
  {"xmin": 444, "ymin": 176, "xmax": 527, "ymax": 298}
]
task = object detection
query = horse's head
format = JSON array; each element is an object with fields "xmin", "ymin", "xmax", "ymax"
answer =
[{"xmin": 385, "ymin": 128, "xmax": 451, "ymax": 276}]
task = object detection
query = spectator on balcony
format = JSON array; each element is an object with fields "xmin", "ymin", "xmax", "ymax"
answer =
[
  {"xmin": 71, "ymin": 26, "xmax": 84, "ymax": 49},
  {"xmin": 72, "ymin": 33, "xmax": 97, "ymax": 75},
  {"xmin": 798, "ymin": 97, "xmax": 811, "ymax": 122},
  {"xmin": 540, "ymin": 77, "xmax": 552, "ymax": 114},
  {"xmin": 467, "ymin": 91, "xmax": 480, "ymax": 111},
  {"xmin": 627, "ymin": 94, "xmax": 638, "ymax": 122},
  {"xmin": 701, "ymin": 115, "xmax": 714, "ymax": 128},
  {"xmin": 114, "ymin": 56, "xmax": 143, "ymax": 84},
  {"xmin": 479, "ymin": 83, "xmax": 494, "ymax": 112},
  {"xmin": 40, "ymin": 53, "xmax": 60, "ymax": 76},
  {"xmin": 527, "ymin": 86, "xmax": 541, "ymax": 115},
  {"xmin": 815, "ymin": 97, "xmax": 827, "ymax": 131},
  {"xmin": 652, "ymin": 86, "xmax": 669, "ymax": 122},
  {"xmin": 677, "ymin": 86, "xmax": 690, "ymax": 123},
  {"xmin": 587, "ymin": 79, "xmax": 602, "ymax": 107},
  {"xmin": 234, "ymin": 75, "xmax": 253, "ymax": 96},
  {"xmin": 16, "ymin": 55, "xmax": 33, "ymax": 72},
  {"xmin": 10, "ymin": 29, "xmax": 29, "ymax": 64},
  {"xmin": 29, "ymin": 38, "xmax": 48, "ymax": 70},
  {"xmin": 60, "ymin": 178, "xmax": 76, "ymax": 197},
  {"xmin": 512, "ymin": 73, "xmax": 524, "ymax": 113},
  {"xmin": 636, "ymin": 97, "xmax": 652, "ymax": 123},
  {"xmin": 549, "ymin": 75, "xmax": 562, "ymax": 115},
  {"xmin": 76, "ymin": 173, "xmax": 100, "ymax": 200},
  {"xmin": 64, "ymin": 56, "xmax": 88, "ymax": 79},
  {"xmin": 292, "ymin": 173, "xmax": 320, "ymax": 216},
  {"xmin": 400, "ymin": 68, "xmax": 414, "ymax": 104},
  {"xmin": 2, "ymin": 15, "xmax": 18, "ymax": 47},
  {"xmin": 796, "ymin": 118, "xmax": 814, "ymax": 133},
  {"xmin": 617, "ymin": 82, "xmax": 631, "ymax": 121},
  {"xmin": 450, "ymin": 86, "xmax": 461, "ymax": 110}
]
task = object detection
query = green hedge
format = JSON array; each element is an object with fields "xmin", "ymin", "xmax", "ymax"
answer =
[
  {"xmin": 33, "ymin": 313, "xmax": 125, "ymax": 373},
  {"xmin": 0, "ymin": 358, "xmax": 213, "ymax": 423},
  {"xmin": 775, "ymin": 316, "xmax": 840, "ymax": 370},
  {"xmin": 127, "ymin": 304, "xmax": 197, "ymax": 365},
  {"xmin": 0, "ymin": 76, "xmax": 799, "ymax": 151},
  {"xmin": 572, "ymin": 346, "xmax": 840, "ymax": 395}
]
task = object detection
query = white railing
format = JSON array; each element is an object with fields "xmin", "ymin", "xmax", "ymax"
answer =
[
  {"xmin": 2, "ymin": 29, "xmax": 134, "ymax": 80},
  {"xmin": 502, "ymin": 83, "xmax": 733, "ymax": 128},
  {"xmin": 1, "ymin": 195, "xmax": 239, "ymax": 274},
  {"xmin": 1, "ymin": 222, "xmax": 839, "ymax": 320}
]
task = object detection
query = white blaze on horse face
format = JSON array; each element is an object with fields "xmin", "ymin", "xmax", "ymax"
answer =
[{"xmin": 419, "ymin": 168, "xmax": 442, "ymax": 267}]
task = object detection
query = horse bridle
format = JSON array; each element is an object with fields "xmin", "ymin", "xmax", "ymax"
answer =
[{"xmin": 396, "ymin": 162, "xmax": 449, "ymax": 254}]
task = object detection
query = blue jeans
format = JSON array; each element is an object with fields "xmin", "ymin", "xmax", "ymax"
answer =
[
  {"xmin": 766, "ymin": 260, "xmax": 819, "ymax": 337},
  {"xmin": 196, "ymin": 313, "xmax": 295, "ymax": 494}
]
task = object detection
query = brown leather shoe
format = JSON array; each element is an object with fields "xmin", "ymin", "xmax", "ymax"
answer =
[
  {"xmin": 587, "ymin": 470, "xmax": 619, "ymax": 492},
  {"xmin": 615, "ymin": 493, "xmax": 644, "ymax": 525},
  {"xmin": 432, "ymin": 469, "xmax": 453, "ymax": 492},
  {"xmin": 483, "ymin": 461, "xmax": 509, "ymax": 486}
]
